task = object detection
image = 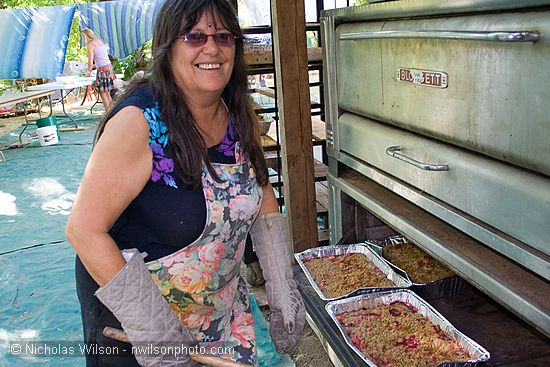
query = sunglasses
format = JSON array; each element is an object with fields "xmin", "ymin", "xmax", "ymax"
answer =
[{"xmin": 177, "ymin": 32, "xmax": 238, "ymax": 47}]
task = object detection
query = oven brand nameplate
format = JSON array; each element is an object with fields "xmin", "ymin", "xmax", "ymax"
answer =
[{"xmin": 396, "ymin": 68, "xmax": 448, "ymax": 88}]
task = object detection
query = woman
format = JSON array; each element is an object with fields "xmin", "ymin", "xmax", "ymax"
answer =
[
  {"xmin": 66, "ymin": 1, "xmax": 305, "ymax": 366},
  {"xmin": 82, "ymin": 28, "xmax": 116, "ymax": 109}
]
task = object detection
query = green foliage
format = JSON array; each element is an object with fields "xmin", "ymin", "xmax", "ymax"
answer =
[
  {"xmin": 0, "ymin": 80, "xmax": 11, "ymax": 97},
  {"xmin": 1, "ymin": 1, "xmax": 98, "ymax": 12},
  {"xmin": 111, "ymin": 39, "xmax": 152, "ymax": 79},
  {"xmin": 2, "ymin": 0, "xmax": 70, "ymax": 7},
  {"xmin": 65, "ymin": 15, "xmax": 88, "ymax": 62},
  {"xmin": 306, "ymin": 31, "xmax": 319, "ymax": 47},
  {"xmin": 353, "ymin": 0, "xmax": 369, "ymax": 5}
]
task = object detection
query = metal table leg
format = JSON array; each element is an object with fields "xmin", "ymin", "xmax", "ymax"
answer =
[
  {"xmin": 17, "ymin": 102, "xmax": 30, "ymax": 145},
  {"xmin": 90, "ymin": 90, "xmax": 101, "ymax": 114},
  {"xmin": 58, "ymin": 88, "xmax": 78, "ymax": 128},
  {"xmin": 80, "ymin": 85, "xmax": 89, "ymax": 106},
  {"xmin": 47, "ymin": 95, "xmax": 53, "ymax": 117},
  {"xmin": 17, "ymin": 95, "xmax": 54, "ymax": 145}
]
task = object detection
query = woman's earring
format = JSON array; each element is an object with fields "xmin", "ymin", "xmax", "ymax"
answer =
[{"xmin": 208, "ymin": 21, "xmax": 212, "ymax": 28}]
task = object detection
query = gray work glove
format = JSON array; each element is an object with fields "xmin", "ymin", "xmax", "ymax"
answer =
[
  {"xmin": 249, "ymin": 213, "xmax": 306, "ymax": 353},
  {"xmin": 95, "ymin": 248, "xmax": 196, "ymax": 367}
]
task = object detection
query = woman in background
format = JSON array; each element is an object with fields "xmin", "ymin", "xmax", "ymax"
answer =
[{"xmin": 82, "ymin": 28, "xmax": 116, "ymax": 109}]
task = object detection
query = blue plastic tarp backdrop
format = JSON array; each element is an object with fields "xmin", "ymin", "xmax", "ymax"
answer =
[
  {"xmin": 78, "ymin": 0, "xmax": 163, "ymax": 59},
  {"xmin": 0, "ymin": 5, "xmax": 75, "ymax": 80}
]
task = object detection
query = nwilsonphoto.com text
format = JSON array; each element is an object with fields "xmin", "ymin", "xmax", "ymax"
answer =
[{"xmin": 9, "ymin": 341, "xmax": 235, "ymax": 358}]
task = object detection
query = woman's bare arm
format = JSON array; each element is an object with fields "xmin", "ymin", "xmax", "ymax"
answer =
[
  {"xmin": 86, "ymin": 43, "xmax": 95, "ymax": 76},
  {"xmin": 259, "ymin": 183, "xmax": 279, "ymax": 215},
  {"xmin": 66, "ymin": 106, "xmax": 152, "ymax": 286}
]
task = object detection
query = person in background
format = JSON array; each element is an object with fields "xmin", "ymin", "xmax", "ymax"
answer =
[
  {"xmin": 82, "ymin": 28, "xmax": 116, "ymax": 109},
  {"xmin": 66, "ymin": 1, "xmax": 305, "ymax": 366}
]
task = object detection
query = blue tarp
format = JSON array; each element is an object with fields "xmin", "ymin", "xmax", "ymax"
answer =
[
  {"xmin": 0, "ymin": 0, "xmax": 162, "ymax": 80},
  {"xmin": 78, "ymin": 0, "xmax": 163, "ymax": 59},
  {"xmin": 0, "ymin": 5, "xmax": 75, "ymax": 79}
]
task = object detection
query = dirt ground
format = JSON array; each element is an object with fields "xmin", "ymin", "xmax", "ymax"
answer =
[
  {"xmin": 291, "ymin": 323, "xmax": 334, "ymax": 367},
  {"xmin": 0, "ymin": 117, "xmax": 24, "ymax": 138},
  {"xmin": 248, "ymin": 274, "xmax": 333, "ymax": 367}
]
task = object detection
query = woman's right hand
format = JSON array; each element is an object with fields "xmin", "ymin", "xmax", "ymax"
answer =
[
  {"xmin": 66, "ymin": 106, "xmax": 152, "ymax": 286},
  {"xmin": 66, "ymin": 107, "xmax": 193, "ymax": 365},
  {"xmin": 96, "ymin": 248, "xmax": 197, "ymax": 367}
]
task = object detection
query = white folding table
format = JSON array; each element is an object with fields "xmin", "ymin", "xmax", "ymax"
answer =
[
  {"xmin": 27, "ymin": 77, "xmax": 95, "ymax": 130},
  {"xmin": 0, "ymin": 89, "xmax": 56, "ymax": 148}
]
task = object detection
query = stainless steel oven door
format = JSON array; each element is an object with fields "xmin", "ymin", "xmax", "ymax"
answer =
[
  {"xmin": 338, "ymin": 112, "xmax": 550, "ymax": 271},
  {"xmin": 336, "ymin": 10, "xmax": 550, "ymax": 176}
]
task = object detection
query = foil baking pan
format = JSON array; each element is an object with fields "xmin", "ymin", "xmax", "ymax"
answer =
[
  {"xmin": 366, "ymin": 235, "xmax": 467, "ymax": 299},
  {"xmin": 326, "ymin": 289, "xmax": 491, "ymax": 367},
  {"xmin": 294, "ymin": 244, "xmax": 412, "ymax": 301}
]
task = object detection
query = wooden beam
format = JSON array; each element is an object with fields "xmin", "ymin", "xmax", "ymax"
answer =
[{"xmin": 271, "ymin": 0, "xmax": 318, "ymax": 252}]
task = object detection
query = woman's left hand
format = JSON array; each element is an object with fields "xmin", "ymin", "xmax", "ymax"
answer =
[
  {"xmin": 249, "ymin": 213, "xmax": 306, "ymax": 353},
  {"xmin": 268, "ymin": 288, "xmax": 306, "ymax": 353}
]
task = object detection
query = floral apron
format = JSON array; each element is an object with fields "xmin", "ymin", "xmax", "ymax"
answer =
[{"xmin": 146, "ymin": 142, "xmax": 263, "ymax": 366}]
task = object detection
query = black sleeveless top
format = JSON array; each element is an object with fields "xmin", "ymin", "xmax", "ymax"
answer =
[{"xmin": 107, "ymin": 85, "xmax": 238, "ymax": 261}]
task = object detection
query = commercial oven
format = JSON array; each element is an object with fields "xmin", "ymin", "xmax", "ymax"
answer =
[{"xmin": 321, "ymin": 0, "xmax": 550, "ymax": 340}]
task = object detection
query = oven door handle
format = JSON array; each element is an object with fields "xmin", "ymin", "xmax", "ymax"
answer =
[
  {"xmin": 340, "ymin": 30, "xmax": 540, "ymax": 43},
  {"xmin": 386, "ymin": 146, "xmax": 449, "ymax": 171}
]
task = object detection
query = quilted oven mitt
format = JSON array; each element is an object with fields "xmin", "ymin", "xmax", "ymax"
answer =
[
  {"xmin": 249, "ymin": 213, "xmax": 306, "ymax": 353},
  {"xmin": 95, "ymin": 248, "xmax": 196, "ymax": 367}
]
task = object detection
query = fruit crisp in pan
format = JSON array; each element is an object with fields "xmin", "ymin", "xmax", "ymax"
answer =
[
  {"xmin": 336, "ymin": 300, "xmax": 472, "ymax": 367},
  {"xmin": 304, "ymin": 253, "xmax": 394, "ymax": 298},
  {"xmin": 383, "ymin": 243, "xmax": 454, "ymax": 284}
]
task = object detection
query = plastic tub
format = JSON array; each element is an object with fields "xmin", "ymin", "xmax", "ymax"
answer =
[
  {"xmin": 35, "ymin": 116, "xmax": 59, "ymax": 142},
  {"xmin": 36, "ymin": 125, "xmax": 59, "ymax": 146}
]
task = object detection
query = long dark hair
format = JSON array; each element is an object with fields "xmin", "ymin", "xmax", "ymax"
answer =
[{"xmin": 95, "ymin": 0, "xmax": 268, "ymax": 188}]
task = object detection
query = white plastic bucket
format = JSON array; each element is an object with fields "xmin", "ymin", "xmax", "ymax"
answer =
[{"xmin": 36, "ymin": 125, "xmax": 59, "ymax": 146}]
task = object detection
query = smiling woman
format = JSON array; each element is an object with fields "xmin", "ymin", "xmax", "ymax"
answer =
[
  {"xmin": 169, "ymin": 10, "xmax": 236, "ymax": 137},
  {"xmin": 65, "ymin": 0, "xmax": 305, "ymax": 366}
]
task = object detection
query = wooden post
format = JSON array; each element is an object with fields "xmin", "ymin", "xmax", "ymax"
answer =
[{"xmin": 271, "ymin": 0, "xmax": 318, "ymax": 252}]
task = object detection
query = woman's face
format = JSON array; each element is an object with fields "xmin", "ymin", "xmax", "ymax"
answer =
[{"xmin": 170, "ymin": 11, "xmax": 235, "ymax": 101}]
